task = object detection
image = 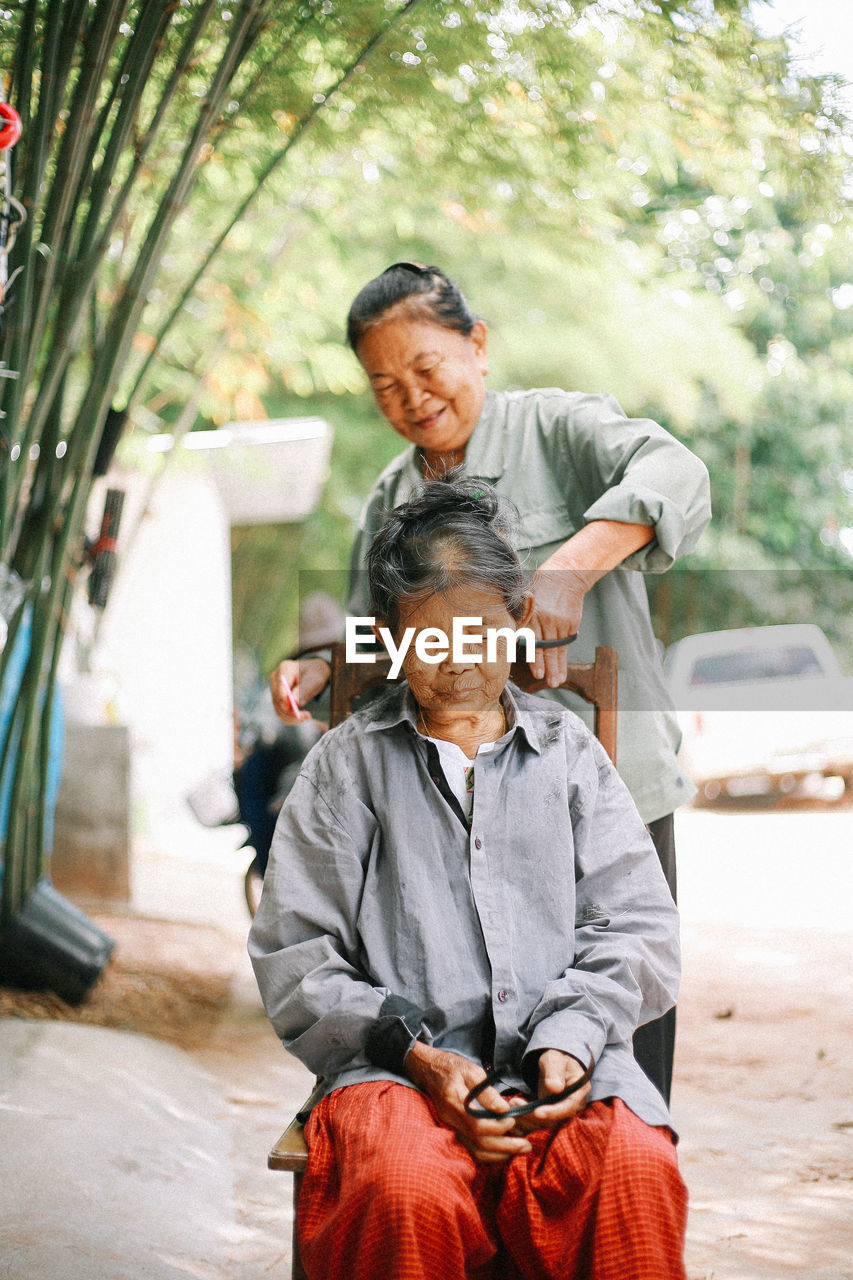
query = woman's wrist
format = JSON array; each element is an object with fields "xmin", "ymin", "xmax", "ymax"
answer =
[{"xmin": 404, "ymin": 1039, "xmax": 443, "ymax": 1091}]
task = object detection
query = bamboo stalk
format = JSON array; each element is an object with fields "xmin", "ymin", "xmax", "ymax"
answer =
[
  {"xmin": 63, "ymin": 0, "xmax": 224, "ymax": 380},
  {"xmin": 8, "ymin": 0, "xmax": 37, "ymax": 140},
  {"xmin": 73, "ymin": 0, "xmax": 175, "ymax": 267},
  {"xmin": 88, "ymin": 0, "xmax": 222, "ymax": 266},
  {"xmin": 24, "ymin": 3, "xmax": 273, "ymax": 611},
  {"xmin": 42, "ymin": 1, "xmax": 176, "ymax": 416},
  {"xmin": 17, "ymin": 0, "xmax": 270, "ymax": 482},
  {"xmin": 1, "ymin": 536, "xmax": 50, "ymax": 921},
  {"xmin": 36, "ymin": 0, "xmax": 128, "ymax": 266},
  {"xmin": 0, "ymin": 0, "xmax": 66, "ymax": 536},
  {"xmin": 16, "ymin": 0, "xmax": 129, "ymax": 421},
  {"xmin": 0, "ymin": 698, "xmax": 27, "ymax": 923},
  {"xmin": 2, "ymin": 413, "xmax": 99, "ymax": 918},
  {"xmin": 0, "ymin": 1, "xmax": 90, "ymax": 549},
  {"xmin": 34, "ymin": 528, "xmax": 73, "ymax": 889}
]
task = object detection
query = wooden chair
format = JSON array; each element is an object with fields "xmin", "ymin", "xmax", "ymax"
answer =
[{"xmin": 267, "ymin": 641, "xmax": 618, "ymax": 1280}]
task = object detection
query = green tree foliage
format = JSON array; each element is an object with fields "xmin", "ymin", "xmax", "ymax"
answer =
[
  {"xmin": 142, "ymin": 3, "xmax": 849, "ymax": 671},
  {"xmin": 1, "ymin": 0, "xmax": 851, "ymax": 924}
]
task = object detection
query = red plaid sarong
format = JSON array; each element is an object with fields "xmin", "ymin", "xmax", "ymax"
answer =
[{"xmin": 300, "ymin": 1081, "xmax": 687, "ymax": 1280}]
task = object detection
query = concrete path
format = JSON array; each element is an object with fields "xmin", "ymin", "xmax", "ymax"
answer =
[{"xmin": 1, "ymin": 1020, "xmax": 239, "ymax": 1280}]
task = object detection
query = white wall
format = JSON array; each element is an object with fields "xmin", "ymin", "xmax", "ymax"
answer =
[{"xmin": 63, "ymin": 464, "xmax": 236, "ymax": 862}]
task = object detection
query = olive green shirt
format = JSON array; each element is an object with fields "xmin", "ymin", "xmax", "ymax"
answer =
[{"xmin": 347, "ymin": 388, "xmax": 711, "ymax": 823}]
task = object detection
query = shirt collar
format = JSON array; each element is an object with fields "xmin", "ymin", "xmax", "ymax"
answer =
[
  {"xmin": 462, "ymin": 390, "xmax": 506, "ymax": 481},
  {"xmin": 362, "ymin": 677, "xmax": 543, "ymax": 755}
]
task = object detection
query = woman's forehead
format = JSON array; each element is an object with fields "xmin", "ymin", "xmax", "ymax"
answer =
[
  {"xmin": 398, "ymin": 583, "xmax": 509, "ymax": 621},
  {"xmin": 358, "ymin": 314, "xmax": 461, "ymax": 367}
]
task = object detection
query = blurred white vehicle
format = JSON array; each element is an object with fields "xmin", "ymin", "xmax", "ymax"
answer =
[{"xmin": 663, "ymin": 624, "xmax": 853, "ymax": 803}]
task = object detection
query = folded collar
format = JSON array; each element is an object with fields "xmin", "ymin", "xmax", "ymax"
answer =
[
  {"xmin": 362, "ymin": 678, "xmax": 542, "ymax": 755},
  {"xmin": 462, "ymin": 390, "xmax": 505, "ymax": 481}
]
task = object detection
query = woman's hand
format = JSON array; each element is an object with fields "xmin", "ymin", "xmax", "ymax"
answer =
[
  {"xmin": 269, "ymin": 658, "xmax": 331, "ymax": 724},
  {"xmin": 528, "ymin": 520, "xmax": 655, "ymax": 686},
  {"xmin": 510, "ymin": 1050, "xmax": 592, "ymax": 1135},
  {"xmin": 527, "ymin": 567, "xmax": 590, "ymax": 686},
  {"xmin": 405, "ymin": 1042, "xmax": 533, "ymax": 1164}
]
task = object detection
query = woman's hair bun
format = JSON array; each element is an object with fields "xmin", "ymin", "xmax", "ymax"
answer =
[{"xmin": 366, "ymin": 470, "xmax": 527, "ymax": 630}]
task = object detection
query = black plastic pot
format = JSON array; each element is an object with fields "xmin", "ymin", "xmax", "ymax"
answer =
[{"xmin": 0, "ymin": 879, "xmax": 115, "ymax": 1004}]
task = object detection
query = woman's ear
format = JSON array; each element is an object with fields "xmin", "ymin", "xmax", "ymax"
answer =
[
  {"xmin": 471, "ymin": 320, "xmax": 489, "ymax": 375},
  {"xmin": 518, "ymin": 592, "xmax": 535, "ymax": 629},
  {"xmin": 372, "ymin": 619, "xmax": 404, "ymax": 653}
]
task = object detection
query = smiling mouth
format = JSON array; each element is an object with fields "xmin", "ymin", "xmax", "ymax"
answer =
[{"xmin": 412, "ymin": 407, "xmax": 445, "ymax": 430}]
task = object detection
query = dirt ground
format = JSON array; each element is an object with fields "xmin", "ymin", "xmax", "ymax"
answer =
[{"xmin": 2, "ymin": 866, "xmax": 852, "ymax": 1280}]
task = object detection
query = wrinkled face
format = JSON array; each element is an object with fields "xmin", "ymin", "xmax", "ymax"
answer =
[
  {"xmin": 388, "ymin": 584, "xmax": 527, "ymax": 730},
  {"xmin": 356, "ymin": 313, "xmax": 489, "ymax": 457}
]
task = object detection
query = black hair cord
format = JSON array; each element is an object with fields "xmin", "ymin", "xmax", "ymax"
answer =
[{"xmin": 464, "ymin": 1054, "xmax": 594, "ymax": 1120}]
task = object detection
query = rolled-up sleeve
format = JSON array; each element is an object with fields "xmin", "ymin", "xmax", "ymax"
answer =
[
  {"xmin": 522, "ymin": 736, "xmax": 681, "ymax": 1076},
  {"xmin": 566, "ymin": 393, "xmax": 711, "ymax": 571}
]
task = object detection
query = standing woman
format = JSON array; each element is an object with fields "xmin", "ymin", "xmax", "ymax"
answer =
[{"xmin": 272, "ymin": 262, "xmax": 711, "ymax": 1103}]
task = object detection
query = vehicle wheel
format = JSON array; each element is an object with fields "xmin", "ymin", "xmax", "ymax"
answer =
[{"xmin": 703, "ymin": 780, "xmax": 722, "ymax": 801}]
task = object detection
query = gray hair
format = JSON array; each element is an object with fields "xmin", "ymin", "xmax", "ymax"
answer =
[{"xmin": 367, "ymin": 472, "xmax": 528, "ymax": 632}]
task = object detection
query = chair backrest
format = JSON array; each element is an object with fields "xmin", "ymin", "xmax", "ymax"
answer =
[{"xmin": 328, "ymin": 642, "xmax": 617, "ymax": 764}]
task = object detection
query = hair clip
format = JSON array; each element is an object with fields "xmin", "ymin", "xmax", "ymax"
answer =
[{"xmin": 383, "ymin": 261, "xmax": 430, "ymax": 276}]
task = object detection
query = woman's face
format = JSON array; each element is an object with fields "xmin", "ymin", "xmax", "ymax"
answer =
[
  {"xmin": 390, "ymin": 584, "xmax": 528, "ymax": 731},
  {"xmin": 356, "ymin": 313, "xmax": 489, "ymax": 457}
]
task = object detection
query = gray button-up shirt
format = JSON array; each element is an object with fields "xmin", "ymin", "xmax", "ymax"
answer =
[
  {"xmin": 346, "ymin": 388, "xmax": 712, "ymax": 823},
  {"xmin": 249, "ymin": 682, "xmax": 680, "ymax": 1130}
]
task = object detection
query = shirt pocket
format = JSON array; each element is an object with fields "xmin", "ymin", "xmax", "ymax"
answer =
[{"xmin": 516, "ymin": 504, "xmax": 576, "ymax": 555}]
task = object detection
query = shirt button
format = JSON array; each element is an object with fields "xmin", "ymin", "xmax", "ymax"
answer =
[
  {"xmin": 497, "ymin": 989, "xmax": 508, "ymax": 1003},
  {"xmin": 474, "ymin": 837, "xmax": 482, "ymax": 849}
]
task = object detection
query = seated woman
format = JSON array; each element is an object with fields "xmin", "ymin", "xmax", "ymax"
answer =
[{"xmin": 249, "ymin": 476, "xmax": 688, "ymax": 1280}]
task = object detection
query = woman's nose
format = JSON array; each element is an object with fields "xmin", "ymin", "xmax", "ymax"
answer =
[
  {"xmin": 442, "ymin": 644, "xmax": 482, "ymax": 672},
  {"xmin": 401, "ymin": 378, "xmax": 427, "ymax": 411}
]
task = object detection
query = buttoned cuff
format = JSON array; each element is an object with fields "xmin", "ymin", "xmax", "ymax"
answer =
[
  {"xmin": 365, "ymin": 994, "xmax": 429, "ymax": 1075},
  {"xmin": 520, "ymin": 1046, "xmax": 592, "ymax": 1094},
  {"xmin": 522, "ymin": 1013, "xmax": 605, "ymax": 1086}
]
